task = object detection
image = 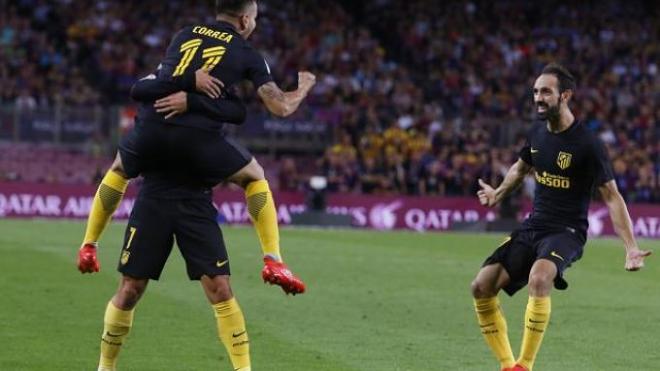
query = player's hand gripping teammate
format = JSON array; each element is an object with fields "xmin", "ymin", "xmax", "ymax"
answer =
[
  {"xmin": 155, "ymin": 69, "xmax": 225, "ymax": 119},
  {"xmin": 77, "ymin": 70, "xmax": 224, "ymax": 273},
  {"xmin": 155, "ymin": 70, "xmax": 316, "ymax": 121}
]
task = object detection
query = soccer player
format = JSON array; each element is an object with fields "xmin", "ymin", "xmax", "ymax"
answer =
[
  {"xmin": 93, "ymin": 170, "xmax": 255, "ymax": 371},
  {"xmin": 77, "ymin": 0, "xmax": 315, "ymax": 295},
  {"xmin": 470, "ymin": 63, "xmax": 652, "ymax": 371}
]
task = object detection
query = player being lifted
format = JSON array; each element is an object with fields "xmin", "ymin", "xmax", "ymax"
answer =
[
  {"xmin": 471, "ymin": 63, "xmax": 651, "ymax": 371},
  {"xmin": 77, "ymin": 0, "xmax": 315, "ymax": 293}
]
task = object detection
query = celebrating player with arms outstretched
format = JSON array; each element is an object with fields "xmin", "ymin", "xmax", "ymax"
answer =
[
  {"xmin": 78, "ymin": 0, "xmax": 314, "ymax": 294},
  {"xmin": 470, "ymin": 63, "xmax": 651, "ymax": 371}
]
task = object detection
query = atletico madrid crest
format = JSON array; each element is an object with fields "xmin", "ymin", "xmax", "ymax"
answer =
[
  {"xmin": 557, "ymin": 151, "xmax": 572, "ymax": 170},
  {"xmin": 120, "ymin": 250, "xmax": 131, "ymax": 265}
]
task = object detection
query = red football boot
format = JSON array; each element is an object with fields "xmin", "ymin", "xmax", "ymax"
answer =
[
  {"xmin": 511, "ymin": 364, "xmax": 529, "ymax": 371},
  {"xmin": 261, "ymin": 256, "xmax": 306, "ymax": 295},
  {"xmin": 78, "ymin": 243, "xmax": 100, "ymax": 273}
]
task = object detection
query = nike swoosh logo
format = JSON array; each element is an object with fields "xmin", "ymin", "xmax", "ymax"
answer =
[
  {"xmin": 105, "ymin": 332, "xmax": 122, "ymax": 337},
  {"xmin": 529, "ymin": 319, "xmax": 546, "ymax": 324},
  {"xmin": 232, "ymin": 330, "xmax": 246, "ymax": 338},
  {"xmin": 216, "ymin": 260, "xmax": 228, "ymax": 268},
  {"xmin": 550, "ymin": 251, "xmax": 565, "ymax": 261},
  {"xmin": 531, "ymin": 148, "xmax": 539, "ymax": 153}
]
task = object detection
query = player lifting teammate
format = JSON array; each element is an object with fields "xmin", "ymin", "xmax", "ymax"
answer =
[
  {"xmin": 77, "ymin": 0, "xmax": 314, "ymax": 294},
  {"xmin": 471, "ymin": 63, "xmax": 651, "ymax": 371},
  {"xmin": 77, "ymin": 1, "xmax": 315, "ymax": 370}
]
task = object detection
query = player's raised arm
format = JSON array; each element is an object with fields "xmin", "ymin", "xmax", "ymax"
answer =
[
  {"xmin": 257, "ymin": 71, "xmax": 316, "ymax": 117},
  {"xmin": 598, "ymin": 180, "xmax": 652, "ymax": 271},
  {"xmin": 477, "ymin": 159, "xmax": 532, "ymax": 207}
]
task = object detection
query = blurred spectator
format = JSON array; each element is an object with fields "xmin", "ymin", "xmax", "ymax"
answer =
[{"xmin": 278, "ymin": 156, "xmax": 300, "ymax": 192}]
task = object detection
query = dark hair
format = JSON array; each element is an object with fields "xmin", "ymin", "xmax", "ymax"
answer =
[
  {"xmin": 215, "ymin": 0, "xmax": 256, "ymax": 16},
  {"xmin": 541, "ymin": 63, "xmax": 576, "ymax": 93}
]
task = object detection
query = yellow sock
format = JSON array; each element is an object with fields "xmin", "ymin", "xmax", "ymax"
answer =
[
  {"xmin": 474, "ymin": 297, "xmax": 515, "ymax": 369},
  {"xmin": 99, "ymin": 301, "xmax": 134, "ymax": 370},
  {"xmin": 83, "ymin": 170, "xmax": 129, "ymax": 244},
  {"xmin": 518, "ymin": 296, "xmax": 551, "ymax": 370},
  {"xmin": 245, "ymin": 180, "xmax": 281, "ymax": 260},
  {"xmin": 213, "ymin": 298, "xmax": 250, "ymax": 370}
]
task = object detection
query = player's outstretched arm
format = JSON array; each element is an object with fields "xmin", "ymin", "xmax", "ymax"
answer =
[
  {"xmin": 153, "ymin": 91, "xmax": 246, "ymax": 123},
  {"xmin": 257, "ymin": 72, "xmax": 316, "ymax": 117},
  {"xmin": 477, "ymin": 159, "xmax": 531, "ymax": 207},
  {"xmin": 598, "ymin": 180, "xmax": 652, "ymax": 271},
  {"xmin": 131, "ymin": 69, "xmax": 224, "ymax": 102},
  {"xmin": 131, "ymin": 75, "xmax": 179, "ymax": 102}
]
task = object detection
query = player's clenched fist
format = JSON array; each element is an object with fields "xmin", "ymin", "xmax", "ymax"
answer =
[
  {"xmin": 477, "ymin": 178, "xmax": 498, "ymax": 207},
  {"xmin": 78, "ymin": 244, "xmax": 100, "ymax": 273},
  {"xmin": 298, "ymin": 71, "xmax": 316, "ymax": 91}
]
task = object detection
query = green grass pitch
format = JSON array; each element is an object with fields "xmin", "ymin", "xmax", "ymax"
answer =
[{"xmin": 0, "ymin": 219, "xmax": 658, "ymax": 370}]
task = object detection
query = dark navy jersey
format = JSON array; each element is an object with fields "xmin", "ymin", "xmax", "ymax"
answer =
[
  {"xmin": 137, "ymin": 20, "xmax": 273, "ymax": 130},
  {"xmin": 519, "ymin": 120, "xmax": 614, "ymax": 234}
]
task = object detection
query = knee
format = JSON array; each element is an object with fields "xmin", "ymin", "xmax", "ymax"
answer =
[
  {"xmin": 203, "ymin": 276, "xmax": 233, "ymax": 304},
  {"xmin": 471, "ymin": 279, "xmax": 495, "ymax": 298},
  {"xmin": 235, "ymin": 160, "xmax": 265, "ymax": 188},
  {"xmin": 110, "ymin": 153, "xmax": 128, "ymax": 177},
  {"xmin": 115, "ymin": 280, "xmax": 147, "ymax": 309},
  {"xmin": 528, "ymin": 271, "xmax": 554, "ymax": 295},
  {"xmin": 250, "ymin": 160, "xmax": 265, "ymax": 180}
]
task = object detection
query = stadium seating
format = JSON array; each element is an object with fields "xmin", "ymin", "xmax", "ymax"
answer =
[{"xmin": 0, "ymin": 0, "xmax": 657, "ymax": 202}]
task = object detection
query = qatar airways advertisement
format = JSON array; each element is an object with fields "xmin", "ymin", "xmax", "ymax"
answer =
[{"xmin": 0, "ymin": 182, "xmax": 658, "ymax": 239}]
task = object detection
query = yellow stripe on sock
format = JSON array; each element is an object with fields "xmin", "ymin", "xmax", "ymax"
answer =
[{"xmin": 102, "ymin": 170, "xmax": 129, "ymax": 192}]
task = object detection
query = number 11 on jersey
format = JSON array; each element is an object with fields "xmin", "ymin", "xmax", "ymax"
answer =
[{"xmin": 172, "ymin": 38, "xmax": 226, "ymax": 76}]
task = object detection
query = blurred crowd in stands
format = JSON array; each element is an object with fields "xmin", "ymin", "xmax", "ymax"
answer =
[{"xmin": 0, "ymin": 0, "xmax": 657, "ymax": 202}]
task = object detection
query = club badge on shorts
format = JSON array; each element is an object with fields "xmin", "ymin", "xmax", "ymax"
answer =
[{"xmin": 120, "ymin": 250, "xmax": 131, "ymax": 265}]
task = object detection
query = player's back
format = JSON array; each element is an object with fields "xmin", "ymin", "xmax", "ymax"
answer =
[
  {"xmin": 160, "ymin": 21, "xmax": 269, "ymax": 89},
  {"xmin": 138, "ymin": 21, "xmax": 272, "ymax": 130}
]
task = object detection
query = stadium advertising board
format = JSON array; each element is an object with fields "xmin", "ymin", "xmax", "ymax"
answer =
[
  {"xmin": 0, "ymin": 182, "xmax": 658, "ymax": 239},
  {"xmin": 238, "ymin": 112, "xmax": 329, "ymax": 135},
  {"xmin": 12, "ymin": 107, "xmax": 102, "ymax": 143}
]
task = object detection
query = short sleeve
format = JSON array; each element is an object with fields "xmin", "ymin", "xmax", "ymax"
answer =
[
  {"xmin": 245, "ymin": 49, "xmax": 273, "ymax": 88},
  {"xmin": 591, "ymin": 136, "xmax": 614, "ymax": 186}
]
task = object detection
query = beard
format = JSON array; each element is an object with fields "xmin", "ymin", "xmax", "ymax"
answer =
[{"xmin": 536, "ymin": 101, "xmax": 561, "ymax": 122}]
